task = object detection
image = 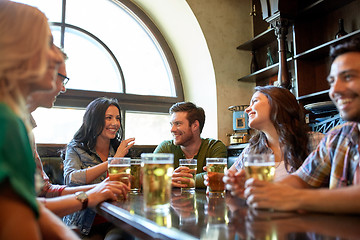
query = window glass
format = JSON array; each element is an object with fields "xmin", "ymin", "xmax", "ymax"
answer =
[
  {"xmin": 64, "ymin": 0, "xmax": 174, "ymax": 96},
  {"xmin": 32, "ymin": 107, "xmax": 85, "ymax": 144},
  {"xmin": 32, "ymin": 109, "xmax": 173, "ymax": 146},
  {"xmin": 14, "ymin": 0, "xmax": 62, "ymax": 22},
  {"xmin": 51, "ymin": 26, "xmax": 123, "ymax": 92},
  {"xmin": 125, "ymin": 112, "xmax": 172, "ymax": 145}
]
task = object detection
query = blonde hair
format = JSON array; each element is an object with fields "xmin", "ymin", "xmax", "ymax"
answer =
[{"xmin": 0, "ymin": 0, "xmax": 49, "ymax": 131}]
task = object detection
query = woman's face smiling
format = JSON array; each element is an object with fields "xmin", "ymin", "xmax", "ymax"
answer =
[
  {"xmin": 245, "ymin": 91, "xmax": 272, "ymax": 131},
  {"xmin": 99, "ymin": 105, "xmax": 121, "ymax": 141}
]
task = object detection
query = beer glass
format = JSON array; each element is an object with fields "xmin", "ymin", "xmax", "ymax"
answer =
[
  {"xmin": 108, "ymin": 157, "xmax": 131, "ymax": 200},
  {"xmin": 179, "ymin": 159, "xmax": 197, "ymax": 193},
  {"xmin": 130, "ymin": 159, "xmax": 142, "ymax": 194},
  {"xmin": 141, "ymin": 153, "xmax": 174, "ymax": 213},
  {"xmin": 243, "ymin": 154, "xmax": 275, "ymax": 181},
  {"xmin": 206, "ymin": 158, "xmax": 227, "ymax": 197}
]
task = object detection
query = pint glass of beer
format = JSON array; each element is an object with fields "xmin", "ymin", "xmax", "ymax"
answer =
[
  {"xmin": 108, "ymin": 157, "xmax": 131, "ymax": 200},
  {"xmin": 130, "ymin": 159, "xmax": 142, "ymax": 194},
  {"xmin": 206, "ymin": 158, "xmax": 227, "ymax": 197},
  {"xmin": 141, "ymin": 153, "xmax": 174, "ymax": 213},
  {"xmin": 179, "ymin": 159, "xmax": 197, "ymax": 193},
  {"xmin": 243, "ymin": 154, "xmax": 275, "ymax": 181}
]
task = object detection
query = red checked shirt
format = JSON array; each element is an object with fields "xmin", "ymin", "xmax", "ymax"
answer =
[{"xmin": 295, "ymin": 122, "xmax": 360, "ymax": 188}]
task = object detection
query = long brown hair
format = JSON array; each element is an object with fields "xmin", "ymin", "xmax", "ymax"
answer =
[{"xmin": 247, "ymin": 86, "xmax": 309, "ymax": 173}]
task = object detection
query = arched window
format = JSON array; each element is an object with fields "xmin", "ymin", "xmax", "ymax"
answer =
[{"xmin": 17, "ymin": 0, "xmax": 183, "ymax": 145}]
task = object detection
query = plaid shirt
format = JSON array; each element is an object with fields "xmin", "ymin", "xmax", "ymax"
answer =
[
  {"xmin": 233, "ymin": 131, "xmax": 324, "ymax": 170},
  {"xmin": 295, "ymin": 122, "xmax": 360, "ymax": 188}
]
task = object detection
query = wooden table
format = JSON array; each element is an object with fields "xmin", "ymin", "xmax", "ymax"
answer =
[{"xmin": 97, "ymin": 189, "xmax": 360, "ymax": 239}]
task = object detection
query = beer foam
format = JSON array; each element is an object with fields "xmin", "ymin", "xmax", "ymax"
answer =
[{"xmin": 244, "ymin": 162, "xmax": 275, "ymax": 167}]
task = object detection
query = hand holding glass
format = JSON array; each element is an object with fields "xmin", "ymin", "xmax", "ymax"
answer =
[
  {"xmin": 108, "ymin": 157, "xmax": 131, "ymax": 199},
  {"xmin": 179, "ymin": 159, "xmax": 197, "ymax": 193}
]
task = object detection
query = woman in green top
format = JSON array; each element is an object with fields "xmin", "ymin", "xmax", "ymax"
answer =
[{"xmin": 0, "ymin": 1, "xmax": 77, "ymax": 239}]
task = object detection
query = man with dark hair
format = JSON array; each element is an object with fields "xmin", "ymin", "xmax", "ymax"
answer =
[
  {"xmin": 154, "ymin": 102, "xmax": 227, "ymax": 188},
  {"xmin": 242, "ymin": 37, "xmax": 360, "ymax": 213}
]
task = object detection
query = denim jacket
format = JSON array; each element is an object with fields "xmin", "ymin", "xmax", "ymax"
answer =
[{"xmin": 62, "ymin": 140, "xmax": 115, "ymax": 235}]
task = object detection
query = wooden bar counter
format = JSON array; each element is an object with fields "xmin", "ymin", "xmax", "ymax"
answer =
[{"xmin": 97, "ymin": 189, "xmax": 360, "ymax": 239}]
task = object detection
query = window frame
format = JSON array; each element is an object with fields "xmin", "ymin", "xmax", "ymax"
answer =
[{"xmin": 53, "ymin": 0, "xmax": 184, "ymax": 113}]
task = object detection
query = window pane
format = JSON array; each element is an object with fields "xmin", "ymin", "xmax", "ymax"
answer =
[
  {"xmin": 125, "ymin": 112, "xmax": 172, "ymax": 145},
  {"xmin": 32, "ymin": 107, "xmax": 85, "ymax": 144},
  {"xmin": 14, "ymin": 0, "xmax": 63, "ymax": 22},
  {"xmin": 51, "ymin": 26, "xmax": 123, "ymax": 92},
  {"xmin": 65, "ymin": 0, "xmax": 175, "ymax": 96}
]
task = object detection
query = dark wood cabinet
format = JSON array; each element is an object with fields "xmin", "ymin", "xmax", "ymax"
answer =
[
  {"xmin": 237, "ymin": 0, "xmax": 360, "ymax": 133},
  {"xmin": 238, "ymin": 0, "xmax": 360, "ymax": 97}
]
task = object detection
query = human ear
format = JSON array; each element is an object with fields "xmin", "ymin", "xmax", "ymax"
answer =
[{"xmin": 192, "ymin": 120, "xmax": 200, "ymax": 132}]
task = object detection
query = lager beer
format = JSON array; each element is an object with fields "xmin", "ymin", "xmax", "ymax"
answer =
[
  {"xmin": 206, "ymin": 158, "xmax": 227, "ymax": 196},
  {"xmin": 141, "ymin": 153, "xmax": 174, "ymax": 213},
  {"xmin": 244, "ymin": 162, "xmax": 275, "ymax": 181},
  {"xmin": 130, "ymin": 161, "xmax": 142, "ymax": 193}
]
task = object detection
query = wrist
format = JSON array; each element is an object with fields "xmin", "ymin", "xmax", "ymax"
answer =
[{"xmin": 75, "ymin": 191, "xmax": 88, "ymax": 210}]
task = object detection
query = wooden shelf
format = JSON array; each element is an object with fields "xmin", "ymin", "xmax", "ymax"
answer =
[
  {"xmin": 238, "ymin": 58, "xmax": 293, "ymax": 82},
  {"xmin": 237, "ymin": 28, "xmax": 275, "ymax": 51},
  {"xmin": 297, "ymin": 89, "xmax": 331, "ymax": 105},
  {"xmin": 294, "ymin": 29, "xmax": 360, "ymax": 60},
  {"xmin": 297, "ymin": 89, "xmax": 329, "ymax": 101},
  {"xmin": 297, "ymin": 0, "xmax": 357, "ymax": 18},
  {"xmin": 238, "ymin": 63, "xmax": 278, "ymax": 82}
]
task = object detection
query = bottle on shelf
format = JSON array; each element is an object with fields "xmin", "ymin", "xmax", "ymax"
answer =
[
  {"xmin": 250, "ymin": 51, "xmax": 259, "ymax": 73},
  {"xmin": 335, "ymin": 18, "xmax": 347, "ymax": 39},
  {"xmin": 266, "ymin": 47, "xmax": 274, "ymax": 67}
]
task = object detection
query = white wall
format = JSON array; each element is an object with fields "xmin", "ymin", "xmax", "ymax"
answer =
[{"xmin": 132, "ymin": 0, "xmax": 254, "ymax": 145}]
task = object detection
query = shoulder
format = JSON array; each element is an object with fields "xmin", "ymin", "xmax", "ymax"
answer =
[
  {"xmin": 0, "ymin": 104, "xmax": 27, "ymax": 136},
  {"xmin": 66, "ymin": 140, "xmax": 87, "ymax": 155},
  {"xmin": 154, "ymin": 140, "xmax": 176, "ymax": 153},
  {"xmin": 202, "ymin": 138, "xmax": 226, "ymax": 148},
  {"xmin": 0, "ymin": 104, "xmax": 21, "ymax": 124},
  {"xmin": 325, "ymin": 122, "xmax": 358, "ymax": 144},
  {"xmin": 157, "ymin": 140, "xmax": 173, "ymax": 147}
]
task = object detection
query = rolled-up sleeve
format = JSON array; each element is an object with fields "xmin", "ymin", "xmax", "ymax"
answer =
[{"xmin": 63, "ymin": 145, "xmax": 87, "ymax": 186}]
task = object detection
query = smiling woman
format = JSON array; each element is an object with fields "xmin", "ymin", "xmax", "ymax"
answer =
[{"xmin": 62, "ymin": 97, "xmax": 135, "ymax": 237}]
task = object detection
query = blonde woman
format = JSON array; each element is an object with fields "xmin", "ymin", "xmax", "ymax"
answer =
[{"xmin": 0, "ymin": 1, "xmax": 78, "ymax": 239}]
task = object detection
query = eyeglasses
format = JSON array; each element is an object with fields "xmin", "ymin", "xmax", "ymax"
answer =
[{"xmin": 57, "ymin": 73, "xmax": 70, "ymax": 86}]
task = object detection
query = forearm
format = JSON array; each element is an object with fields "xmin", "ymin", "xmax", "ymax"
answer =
[
  {"xmin": 60, "ymin": 185, "xmax": 95, "ymax": 196},
  {"xmin": 38, "ymin": 195, "xmax": 84, "ymax": 217},
  {"xmin": 276, "ymin": 174, "xmax": 311, "ymax": 188},
  {"xmin": 38, "ymin": 201, "xmax": 80, "ymax": 239},
  {"xmin": 299, "ymin": 185, "xmax": 360, "ymax": 214},
  {"xmin": 85, "ymin": 161, "xmax": 108, "ymax": 183}
]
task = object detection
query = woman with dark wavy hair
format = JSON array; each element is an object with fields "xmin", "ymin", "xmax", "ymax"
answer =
[
  {"xmin": 224, "ymin": 86, "xmax": 323, "ymax": 196},
  {"xmin": 63, "ymin": 97, "xmax": 135, "ymax": 238}
]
